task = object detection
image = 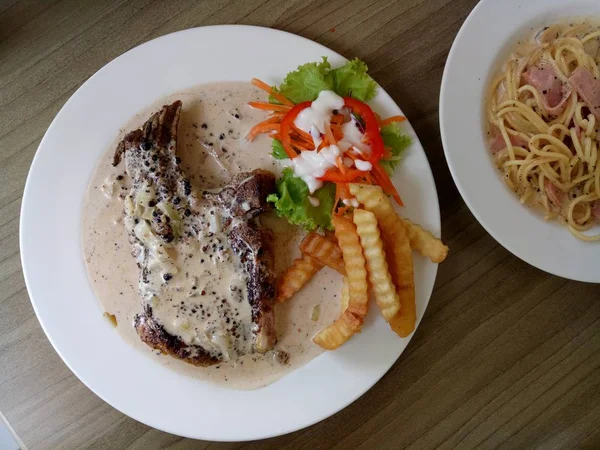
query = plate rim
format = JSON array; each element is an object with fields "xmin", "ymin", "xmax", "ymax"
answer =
[{"xmin": 20, "ymin": 24, "xmax": 441, "ymax": 441}]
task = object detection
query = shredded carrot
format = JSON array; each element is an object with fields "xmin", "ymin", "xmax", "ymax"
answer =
[
  {"xmin": 331, "ymin": 123, "xmax": 344, "ymax": 141},
  {"xmin": 246, "ymin": 122, "xmax": 280, "ymax": 141},
  {"xmin": 372, "ymin": 163, "xmax": 403, "ymax": 206},
  {"xmin": 248, "ymin": 102, "xmax": 291, "ymax": 112},
  {"xmin": 291, "ymin": 139, "xmax": 315, "ymax": 151},
  {"xmin": 330, "ymin": 114, "xmax": 344, "ymax": 125},
  {"xmin": 338, "ymin": 182, "xmax": 351, "ymax": 199},
  {"xmin": 380, "ymin": 115, "xmax": 407, "ymax": 127},
  {"xmin": 251, "ymin": 116, "xmax": 281, "ymax": 128},
  {"xmin": 336, "ymin": 156, "xmax": 346, "ymax": 174},
  {"xmin": 325, "ymin": 122, "xmax": 336, "ymax": 145},
  {"xmin": 291, "ymin": 125, "xmax": 314, "ymax": 144},
  {"xmin": 333, "ymin": 184, "xmax": 345, "ymax": 215},
  {"xmin": 268, "ymin": 112, "xmax": 286, "ymax": 120},
  {"xmin": 251, "ymin": 79, "xmax": 295, "ymax": 107}
]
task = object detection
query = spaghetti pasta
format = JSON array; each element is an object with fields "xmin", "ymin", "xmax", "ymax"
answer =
[{"xmin": 487, "ymin": 22, "xmax": 600, "ymax": 241}]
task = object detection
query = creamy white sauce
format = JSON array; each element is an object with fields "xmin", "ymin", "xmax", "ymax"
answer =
[
  {"xmin": 294, "ymin": 90, "xmax": 344, "ymax": 135},
  {"xmin": 82, "ymin": 82, "xmax": 341, "ymax": 390},
  {"xmin": 290, "ymin": 144, "xmax": 341, "ymax": 193},
  {"xmin": 286, "ymin": 89, "xmax": 370, "ymax": 197},
  {"xmin": 308, "ymin": 195, "xmax": 320, "ymax": 207},
  {"xmin": 291, "ymin": 91, "xmax": 348, "ymax": 192},
  {"xmin": 339, "ymin": 119, "xmax": 371, "ymax": 155},
  {"xmin": 342, "ymin": 198, "xmax": 359, "ymax": 208},
  {"xmin": 355, "ymin": 159, "xmax": 372, "ymax": 171}
]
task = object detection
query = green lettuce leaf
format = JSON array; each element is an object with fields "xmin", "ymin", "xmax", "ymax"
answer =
[
  {"xmin": 267, "ymin": 168, "xmax": 336, "ymax": 231},
  {"xmin": 271, "ymin": 139, "xmax": 288, "ymax": 159},
  {"xmin": 330, "ymin": 58, "xmax": 378, "ymax": 102},
  {"xmin": 379, "ymin": 123, "xmax": 412, "ymax": 175},
  {"xmin": 273, "ymin": 57, "xmax": 333, "ymax": 104},
  {"xmin": 272, "ymin": 57, "xmax": 377, "ymax": 104}
]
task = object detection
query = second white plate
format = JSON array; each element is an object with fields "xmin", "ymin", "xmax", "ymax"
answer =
[{"xmin": 440, "ymin": 0, "xmax": 600, "ymax": 282}]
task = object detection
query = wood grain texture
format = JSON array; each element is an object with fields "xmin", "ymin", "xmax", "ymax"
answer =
[{"xmin": 1, "ymin": 0, "xmax": 600, "ymax": 448}]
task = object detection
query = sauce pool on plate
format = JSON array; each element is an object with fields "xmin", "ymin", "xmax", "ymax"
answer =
[{"xmin": 82, "ymin": 82, "xmax": 341, "ymax": 390}]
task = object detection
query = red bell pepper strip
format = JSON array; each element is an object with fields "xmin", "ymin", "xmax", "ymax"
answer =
[
  {"xmin": 280, "ymin": 101, "xmax": 312, "ymax": 159},
  {"xmin": 343, "ymin": 97, "xmax": 384, "ymax": 164},
  {"xmin": 371, "ymin": 162, "xmax": 403, "ymax": 206},
  {"xmin": 318, "ymin": 168, "xmax": 364, "ymax": 183}
]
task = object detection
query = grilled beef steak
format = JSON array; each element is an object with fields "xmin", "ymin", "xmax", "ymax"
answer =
[{"xmin": 113, "ymin": 100, "xmax": 277, "ymax": 366}]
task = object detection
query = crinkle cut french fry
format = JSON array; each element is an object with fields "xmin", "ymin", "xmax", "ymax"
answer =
[
  {"xmin": 402, "ymin": 219, "xmax": 448, "ymax": 263},
  {"xmin": 300, "ymin": 232, "xmax": 345, "ymax": 275},
  {"xmin": 349, "ymin": 184, "xmax": 416, "ymax": 336},
  {"xmin": 276, "ymin": 253, "xmax": 323, "ymax": 302},
  {"xmin": 349, "ymin": 183, "xmax": 448, "ymax": 264},
  {"xmin": 332, "ymin": 215, "xmax": 369, "ymax": 318},
  {"xmin": 353, "ymin": 208, "xmax": 400, "ymax": 321},
  {"xmin": 313, "ymin": 310, "xmax": 362, "ymax": 350},
  {"xmin": 340, "ymin": 276, "xmax": 350, "ymax": 313},
  {"xmin": 386, "ymin": 218, "xmax": 416, "ymax": 337}
]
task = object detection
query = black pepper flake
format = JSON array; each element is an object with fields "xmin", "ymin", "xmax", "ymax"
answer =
[
  {"xmin": 149, "ymin": 167, "xmax": 156, "ymax": 173},
  {"xmin": 173, "ymin": 196, "xmax": 181, "ymax": 205},
  {"xmin": 201, "ymin": 123, "xmax": 208, "ymax": 129},
  {"xmin": 116, "ymin": 175, "xmax": 123, "ymax": 181},
  {"xmin": 234, "ymin": 113, "xmax": 240, "ymax": 119},
  {"xmin": 163, "ymin": 273, "xmax": 173, "ymax": 281},
  {"xmin": 185, "ymin": 209, "xmax": 191, "ymax": 217},
  {"xmin": 141, "ymin": 141, "xmax": 152, "ymax": 151},
  {"xmin": 219, "ymin": 133, "xmax": 225, "ymax": 140},
  {"xmin": 148, "ymin": 200, "xmax": 156, "ymax": 207}
]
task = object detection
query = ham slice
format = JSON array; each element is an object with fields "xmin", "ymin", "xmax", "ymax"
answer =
[
  {"xmin": 568, "ymin": 67, "xmax": 600, "ymax": 120},
  {"xmin": 489, "ymin": 133, "xmax": 528, "ymax": 153},
  {"xmin": 522, "ymin": 62, "xmax": 571, "ymax": 116},
  {"xmin": 545, "ymin": 179, "xmax": 565, "ymax": 207}
]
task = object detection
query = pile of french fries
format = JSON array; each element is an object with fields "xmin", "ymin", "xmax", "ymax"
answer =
[{"xmin": 276, "ymin": 184, "xmax": 448, "ymax": 350}]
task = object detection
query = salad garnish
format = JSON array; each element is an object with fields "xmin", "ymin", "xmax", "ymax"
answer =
[{"xmin": 248, "ymin": 57, "xmax": 411, "ymax": 230}]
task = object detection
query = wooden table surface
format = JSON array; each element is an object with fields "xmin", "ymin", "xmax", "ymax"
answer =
[{"xmin": 2, "ymin": 0, "xmax": 600, "ymax": 448}]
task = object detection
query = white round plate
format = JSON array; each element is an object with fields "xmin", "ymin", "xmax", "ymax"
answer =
[
  {"xmin": 440, "ymin": 0, "xmax": 600, "ymax": 283},
  {"xmin": 20, "ymin": 26, "xmax": 441, "ymax": 441}
]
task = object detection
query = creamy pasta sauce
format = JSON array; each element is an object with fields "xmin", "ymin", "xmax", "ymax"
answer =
[{"xmin": 82, "ymin": 82, "xmax": 341, "ymax": 389}]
